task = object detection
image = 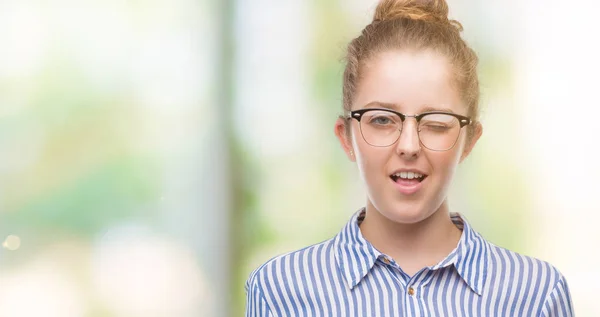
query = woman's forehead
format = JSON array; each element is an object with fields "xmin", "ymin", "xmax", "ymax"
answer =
[{"xmin": 355, "ymin": 50, "xmax": 464, "ymax": 113}]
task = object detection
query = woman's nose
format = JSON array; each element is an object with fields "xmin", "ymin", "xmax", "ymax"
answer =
[{"xmin": 395, "ymin": 120, "xmax": 421, "ymax": 159}]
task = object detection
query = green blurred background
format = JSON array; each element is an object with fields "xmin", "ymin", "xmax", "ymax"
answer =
[{"xmin": 0, "ymin": 0, "xmax": 597, "ymax": 316}]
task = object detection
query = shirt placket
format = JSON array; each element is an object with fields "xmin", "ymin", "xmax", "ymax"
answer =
[{"xmin": 380, "ymin": 255, "xmax": 429, "ymax": 317}]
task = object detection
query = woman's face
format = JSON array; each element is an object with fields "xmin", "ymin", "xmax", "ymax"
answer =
[{"xmin": 335, "ymin": 49, "xmax": 481, "ymax": 224}]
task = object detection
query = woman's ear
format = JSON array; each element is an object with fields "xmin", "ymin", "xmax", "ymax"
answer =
[
  {"xmin": 334, "ymin": 117, "xmax": 356, "ymax": 162},
  {"xmin": 460, "ymin": 122, "xmax": 483, "ymax": 163}
]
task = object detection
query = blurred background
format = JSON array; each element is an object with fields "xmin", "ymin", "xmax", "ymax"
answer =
[{"xmin": 0, "ymin": 0, "xmax": 598, "ymax": 316}]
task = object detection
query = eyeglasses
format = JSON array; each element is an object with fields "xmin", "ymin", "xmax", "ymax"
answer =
[{"xmin": 347, "ymin": 108, "xmax": 472, "ymax": 151}]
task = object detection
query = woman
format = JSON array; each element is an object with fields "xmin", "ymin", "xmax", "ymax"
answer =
[{"xmin": 245, "ymin": 0, "xmax": 574, "ymax": 316}]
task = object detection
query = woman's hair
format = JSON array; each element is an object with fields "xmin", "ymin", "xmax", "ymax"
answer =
[{"xmin": 343, "ymin": 0, "xmax": 480, "ymax": 138}]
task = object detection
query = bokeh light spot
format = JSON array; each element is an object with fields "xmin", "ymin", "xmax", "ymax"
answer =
[{"xmin": 3, "ymin": 235, "xmax": 21, "ymax": 251}]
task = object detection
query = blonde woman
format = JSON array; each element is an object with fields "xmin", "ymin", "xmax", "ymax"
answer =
[{"xmin": 245, "ymin": 0, "xmax": 574, "ymax": 316}]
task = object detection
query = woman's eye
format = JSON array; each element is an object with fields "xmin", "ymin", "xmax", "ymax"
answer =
[
  {"xmin": 421, "ymin": 123, "xmax": 450, "ymax": 131},
  {"xmin": 370, "ymin": 116, "xmax": 393, "ymax": 125}
]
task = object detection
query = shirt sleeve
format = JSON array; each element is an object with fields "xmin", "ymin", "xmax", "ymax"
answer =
[
  {"xmin": 539, "ymin": 275, "xmax": 575, "ymax": 317},
  {"xmin": 245, "ymin": 279, "xmax": 274, "ymax": 317}
]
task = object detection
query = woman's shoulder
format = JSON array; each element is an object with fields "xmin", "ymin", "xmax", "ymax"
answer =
[
  {"xmin": 245, "ymin": 237, "xmax": 338, "ymax": 291},
  {"xmin": 481, "ymin": 242, "xmax": 573, "ymax": 314},
  {"xmin": 485, "ymin": 241, "xmax": 569, "ymax": 294}
]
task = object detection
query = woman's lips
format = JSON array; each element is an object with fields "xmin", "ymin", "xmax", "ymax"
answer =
[{"xmin": 390, "ymin": 176, "xmax": 425, "ymax": 195}]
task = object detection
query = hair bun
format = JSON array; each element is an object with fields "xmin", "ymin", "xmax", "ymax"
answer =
[{"xmin": 373, "ymin": 0, "xmax": 463, "ymax": 32}]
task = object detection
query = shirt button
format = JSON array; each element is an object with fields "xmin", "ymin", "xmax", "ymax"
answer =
[
  {"xmin": 383, "ymin": 257, "xmax": 391, "ymax": 264},
  {"xmin": 408, "ymin": 287, "xmax": 415, "ymax": 296}
]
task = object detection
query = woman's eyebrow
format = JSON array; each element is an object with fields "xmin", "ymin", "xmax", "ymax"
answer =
[
  {"xmin": 362, "ymin": 103, "xmax": 456, "ymax": 114},
  {"xmin": 420, "ymin": 106, "xmax": 455, "ymax": 113},
  {"xmin": 363, "ymin": 101, "xmax": 400, "ymax": 110}
]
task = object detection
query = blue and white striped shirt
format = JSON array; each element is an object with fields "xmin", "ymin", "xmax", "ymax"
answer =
[{"xmin": 245, "ymin": 209, "xmax": 574, "ymax": 316}]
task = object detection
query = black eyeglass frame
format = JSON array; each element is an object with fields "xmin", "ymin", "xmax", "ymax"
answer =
[{"xmin": 346, "ymin": 108, "xmax": 473, "ymax": 150}]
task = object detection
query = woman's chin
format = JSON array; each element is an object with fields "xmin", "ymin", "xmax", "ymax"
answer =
[
  {"xmin": 372, "ymin": 203, "xmax": 432, "ymax": 225},
  {"xmin": 386, "ymin": 211, "xmax": 429, "ymax": 224}
]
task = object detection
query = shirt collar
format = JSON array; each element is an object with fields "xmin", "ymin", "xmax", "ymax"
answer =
[
  {"xmin": 333, "ymin": 209, "xmax": 381, "ymax": 290},
  {"xmin": 436, "ymin": 212, "xmax": 489, "ymax": 295},
  {"xmin": 334, "ymin": 208, "xmax": 489, "ymax": 295}
]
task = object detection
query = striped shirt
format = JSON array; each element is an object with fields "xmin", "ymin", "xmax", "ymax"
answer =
[{"xmin": 245, "ymin": 209, "xmax": 574, "ymax": 316}]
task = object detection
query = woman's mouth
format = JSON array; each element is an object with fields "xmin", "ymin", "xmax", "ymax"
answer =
[{"xmin": 390, "ymin": 171, "xmax": 428, "ymax": 195}]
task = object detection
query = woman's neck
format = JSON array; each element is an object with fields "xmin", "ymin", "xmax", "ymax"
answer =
[{"xmin": 359, "ymin": 201, "xmax": 462, "ymax": 277}]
